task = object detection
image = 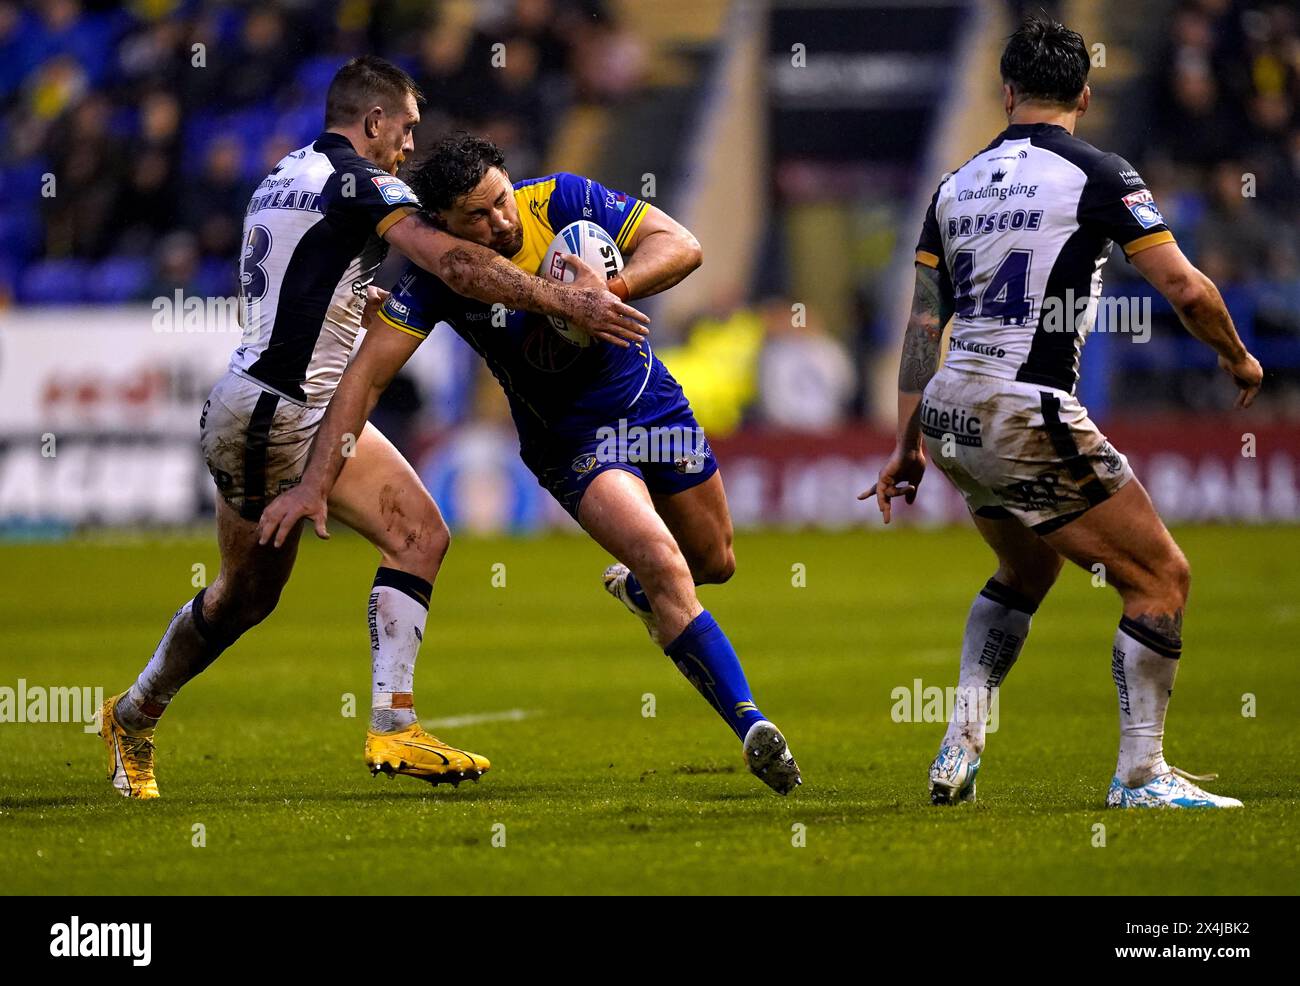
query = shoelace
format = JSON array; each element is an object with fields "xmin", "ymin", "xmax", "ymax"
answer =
[{"xmin": 119, "ymin": 732, "xmax": 156, "ymax": 778}]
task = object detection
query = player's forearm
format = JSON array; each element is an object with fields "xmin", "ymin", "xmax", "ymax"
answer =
[
  {"xmin": 1168, "ymin": 270, "xmax": 1249, "ymax": 363},
  {"xmin": 391, "ymin": 213, "xmax": 572, "ymax": 318},
  {"xmin": 438, "ymin": 240, "xmax": 577, "ymax": 318},
  {"xmin": 300, "ymin": 377, "xmax": 384, "ymax": 498},
  {"xmin": 619, "ymin": 230, "xmax": 702, "ymax": 299},
  {"xmin": 895, "ymin": 390, "xmax": 925, "ymax": 449}
]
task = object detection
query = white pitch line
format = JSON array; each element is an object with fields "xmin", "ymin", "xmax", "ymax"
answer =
[{"xmin": 422, "ymin": 708, "xmax": 539, "ymax": 730}]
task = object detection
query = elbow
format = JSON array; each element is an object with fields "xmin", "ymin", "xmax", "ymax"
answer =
[
  {"xmin": 435, "ymin": 243, "xmax": 479, "ymax": 295},
  {"xmin": 683, "ymin": 233, "xmax": 703, "ymax": 273}
]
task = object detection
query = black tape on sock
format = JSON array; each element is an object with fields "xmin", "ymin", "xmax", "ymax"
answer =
[
  {"xmin": 1118, "ymin": 615, "xmax": 1182, "ymax": 659},
  {"xmin": 372, "ymin": 567, "xmax": 433, "ymax": 609},
  {"xmin": 979, "ymin": 578, "xmax": 1040, "ymax": 615}
]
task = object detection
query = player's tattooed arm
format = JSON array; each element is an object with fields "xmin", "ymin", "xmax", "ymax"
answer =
[
  {"xmin": 384, "ymin": 213, "xmax": 650, "ymax": 347},
  {"xmin": 898, "ymin": 263, "xmax": 950, "ymax": 394},
  {"xmin": 860, "ymin": 263, "xmax": 951, "ymax": 520}
]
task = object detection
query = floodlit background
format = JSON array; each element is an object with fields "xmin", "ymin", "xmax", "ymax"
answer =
[{"xmin": 1, "ymin": 0, "xmax": 1298, "ymax": 534}]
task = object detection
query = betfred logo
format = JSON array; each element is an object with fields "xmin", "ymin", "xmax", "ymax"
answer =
[
  {"xmin": 549, "ymin": 254, "xmax": 566, "ymax": 279},
  {"xmin": 1122, "ymin": 189, "xmax": 1153, "ymax": 207},
  {"xmin": 370, "ymin": 174, "xmax": 416, "ymax": 205}
]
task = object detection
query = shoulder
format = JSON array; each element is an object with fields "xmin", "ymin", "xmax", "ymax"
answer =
[
  {"xmin": 315, "ymin": 136, "xmax": 419, "ymax": 206},
  {"xmin": 1026, "ymin": 128, "xmax": 1112, "ymax": 177}
]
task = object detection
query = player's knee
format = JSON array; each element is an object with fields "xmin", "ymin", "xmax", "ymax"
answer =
[
  {"xmin": 206, "ymin": 580, "xmax": 280, "ymax": 636},
  {"xmin": 694, "ymin": 545, "xmax": 736, "ymax": 585},
  {"xmin": 1161, "ymin": 548, "xmax": 1191, "ymax": 608},
  {"xmin": 380, "ymin": 502, "xmax": 451, "ymax": 574},
  {"xmin": 995, "ymin": 553, "xmax": 1062, "ymax": 605}
]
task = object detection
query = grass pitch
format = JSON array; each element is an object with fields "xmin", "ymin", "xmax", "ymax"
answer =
[{"xmin": 2, "ymin": 524, "xmax": 1297, "ymax": 895}]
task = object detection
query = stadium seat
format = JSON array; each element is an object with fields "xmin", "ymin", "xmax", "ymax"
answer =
[
  {"xmin": 86, "ymin": 257, "xmax": 153, "ymax": 302},
  {"xmin": 16, "ymin": 259, "xmax": 92, "ymax": 304}
]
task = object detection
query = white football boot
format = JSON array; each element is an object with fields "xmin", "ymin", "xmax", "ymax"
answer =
[
  {"xmin": 602, "ymin": 563, "xmax": 661, "ymax": 645},
  {"xmin": 743, "ymin": 720, "xmax": 802, "ymax": 795},
  {"xmin": 1106, "ymin": 766, "xmax": 1242, "ymax": 808},
  {"xmin": 929, "ymin": 744, "xmax": 980, "ymax": 805}
]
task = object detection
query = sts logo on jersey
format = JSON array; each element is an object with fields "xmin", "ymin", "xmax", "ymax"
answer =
[
  {"xmin": 371, "ymin": 174, "xmax": 418, "ymax": 206},
  {"xmin": 1122, "ymin": 189, "xmax": 1164, "ymax": 229}
]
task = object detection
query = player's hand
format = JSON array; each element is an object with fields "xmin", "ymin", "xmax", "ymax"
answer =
[
  {"xmin": 361, "ymin": 286, "xmax": 391, "ymax": 331},
  {"xmin": 257, "ymin": 483, "xmax": 330, "ymax": 548},
  {"xmin": 1219, "ymin": 351, "xmax": 1263, "ymax": 409},
  {"xmin": 859, "ymin": 445, "xmax": 926, "ymax": 524},
  {"xmin": 559, "ymin": 253, "xmax": 649, "ymax": 348}
]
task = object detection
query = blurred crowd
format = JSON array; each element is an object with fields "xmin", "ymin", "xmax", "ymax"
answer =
[
  {"xmin": 0, "ymin": 0, "xmax": 640, "ymax": 305},
  {"xmin": 4, "ymin": 0, "xmax": 1296, "ymax": 433},
  {"xmin": 1145, "ymin": 0, "xmax": 1299, "ymax": 243},
  {"xmin": 1118, "ymin": 0, "xmax": 1300, "ymax": 403}
]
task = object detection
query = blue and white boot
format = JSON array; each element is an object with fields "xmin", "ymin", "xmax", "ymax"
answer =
[
  {"xmin": 1106, "ymin": 766, "xmax": 1242, "ymax": 808},
  {"xmin": 929, "ymin": 744, "xmax": 980, "ymax": 805},
  {"xmin": 602, "ymin": 563, "xmax": 661, "ymax": 645}
]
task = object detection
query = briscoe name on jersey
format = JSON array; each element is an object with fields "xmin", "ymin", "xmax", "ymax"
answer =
[
  {"xmin": 229, "ymin": 132, "xmax": 420, "ymax": 405},
  {"xmin": 916, "ymin": 122, "xmax": 1173, "ymax": 394}
]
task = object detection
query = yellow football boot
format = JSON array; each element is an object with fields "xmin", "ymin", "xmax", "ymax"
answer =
[
  {"xmin": 99, "ymin": 694, "xmax": 160, "ymax": 800},
  {"xmin": 364, "ymin": 723, "xmax": 490, "ymax": 786}
]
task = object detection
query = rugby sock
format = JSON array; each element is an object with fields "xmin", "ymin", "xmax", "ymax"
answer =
[
  {"xmin": 115, "ymin": 589, "xmax": 236, "ymax": 731},
  {"xmin": 622, "ymin": 570, "xmax": 652, "ymax": 613},
  {"xmin": 663, "ymin": 610, "xmax": 765, "ymax": 741},
  {"xmin": 369, "ymin": 567, "xmax": 432, "ymax": 734},
  {"xmin": 941, "ymin": 579, "xmax": 1035, "ymax": 758},
  {"xmin": 1112, "ymin": 616, "xmax": 1180, "ymax": 787}
]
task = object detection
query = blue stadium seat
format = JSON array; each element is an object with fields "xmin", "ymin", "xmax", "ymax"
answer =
[
  {"xmin": 87, "ymin": 257, "xmax": 152, "ymax": 302},
  {"xmin": 294, "ymin": 57, "xmax": 345, "ymax": 102},
  {"xmin": 16, "ymin": 259, "xmax": 92, "ymax": 304},
  {"xmin": 0, "ymin": 207, "xmax": 42, "ymax": 263}
]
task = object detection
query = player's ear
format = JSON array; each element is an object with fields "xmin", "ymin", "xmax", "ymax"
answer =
[
  {"xmin": 364, "ymin": 106, "xmax": 383, "ymax": 139},
  {"xmin": 1077, "ymin": 84, "xmax": 1091, "ymax": 116},
  {"xmin": 1002, "ymin": 83, "xmax": 1015, "ymax": 119}
]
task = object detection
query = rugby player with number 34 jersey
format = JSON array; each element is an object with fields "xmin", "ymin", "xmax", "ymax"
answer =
[
  {"xmin": 99, "ymin": 57, "xmax": 650, "ymax": 799},
  {"xmin": 864, "ymin": 17, "xmax": 1263, "ymax": 809}
]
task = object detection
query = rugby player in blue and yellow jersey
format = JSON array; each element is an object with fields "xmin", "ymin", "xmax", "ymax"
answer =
[{"xmin": 260, "ymin": 133, "xmax": 801, "ymax": 795}]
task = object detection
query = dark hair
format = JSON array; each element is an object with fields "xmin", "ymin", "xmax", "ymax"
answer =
[
  {"xmin": 405, "ymin": 132, "xmax": 507, "ymax": 212},
  {"xmin": 324, "ymin": 55, "xmax": 423, "ymax": 128},
  {"xmin": 1000, "ymin": 15, "xmax": 1089, "ymax": 106}
]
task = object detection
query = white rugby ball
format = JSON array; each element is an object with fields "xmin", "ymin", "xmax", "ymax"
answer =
[{"xmin": 539, "ymin": 220, "xmax": 624, "ymax": 347}]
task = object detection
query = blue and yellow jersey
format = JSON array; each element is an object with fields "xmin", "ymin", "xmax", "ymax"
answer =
[{"xmin": 377, "ymin": 172, "xmax": 652, "ymax": 442}]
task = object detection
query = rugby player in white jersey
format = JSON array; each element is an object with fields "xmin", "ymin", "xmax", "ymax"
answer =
[
  {"xmin": 864, "ymin": 18, "xmax": 1263, "ymax": 808},
  {"xmin": 99, "ymin": 56, "xmax": 649, "ymax": 798}
]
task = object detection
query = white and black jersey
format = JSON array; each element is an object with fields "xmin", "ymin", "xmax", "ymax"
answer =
[
  {"xmin": 229, "ymin": 132, "xmax": 420, "ymax": 405},
  {"xmin": 916, "ymin": 122, "xmax": 1173, "ymax": 394}
]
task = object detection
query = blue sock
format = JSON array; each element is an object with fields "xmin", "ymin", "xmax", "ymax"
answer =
[
  {"xmin": 663, "ymin": 610, "xmax": 765, "ymax": 741},
  {"xmin": 623, "ymin": 571, "xmax": 652, "ymax": 613}
]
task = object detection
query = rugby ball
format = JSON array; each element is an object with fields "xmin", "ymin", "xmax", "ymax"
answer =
[{"xmin": 539, "ymin": 220, "xmax": 624, "ymax": 347}]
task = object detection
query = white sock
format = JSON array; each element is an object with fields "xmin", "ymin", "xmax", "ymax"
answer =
[
  {"xmin": 369, "ymin": 568, "xmax": 432, "ymax": 733},
  {"xmin": 942, "ymin": 579, "xmax": 1035, "ymax": 757},
  {"xmin": 116, "ymin": 589, "xmax": 233, "ymax": 731},
  {"xmin": 1112, "ymin": 616, "xmax": 1180, "ymax": 786}
]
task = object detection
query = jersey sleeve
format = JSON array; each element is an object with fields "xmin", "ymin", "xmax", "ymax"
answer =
[
  {"xmin": 915, "ymin": 187, "xmax": 944, "ymax": 270},
  {"xmin": 547, "ymin": 172, "xmax": 648, "ymax": 251},
  {"xmin": 375, "ymin": 265, "xmax": 442, "ymax": 341},
  {"xmin": 327, "ymin": 156, "xmax": 421, "ymax": 237},
  {"xmin": 1079, "ymin": 154, "xmax": 1174, "ymax": 258}
]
